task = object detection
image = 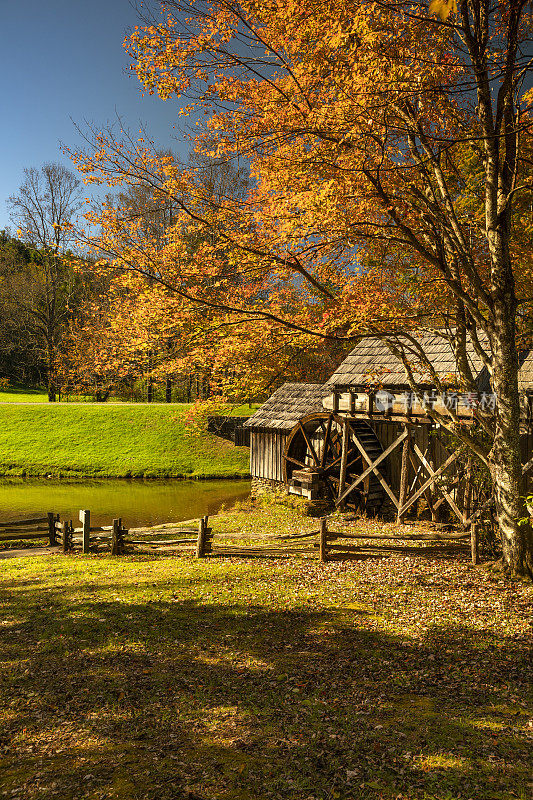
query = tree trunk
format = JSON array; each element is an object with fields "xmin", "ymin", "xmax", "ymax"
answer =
[
  {"xmin": 47, "ymin": 343, "xmax": 56, "ymax": 403},
  {"xmin": 489, "ymin": 309, "xmax": 533, "ymax": 578}
]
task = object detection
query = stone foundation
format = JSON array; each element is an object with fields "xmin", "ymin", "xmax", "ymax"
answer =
[{"xmin": 250, "ymin": 476, "xmax": 285, "ymax": 497}]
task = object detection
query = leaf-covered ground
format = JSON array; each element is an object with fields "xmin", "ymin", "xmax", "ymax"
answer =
[{"xmin": 0, "ymin": 501, "xmax": 531, "ymax": 800}]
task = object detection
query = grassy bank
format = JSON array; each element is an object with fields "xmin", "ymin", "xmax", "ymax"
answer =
[
  {"xmin": 0, "ymin": 404, "xmax": 250, "ymax": 478},
  {"xmin": 0, "ymin": 499, "xmax": 531, "ymax": 800}
]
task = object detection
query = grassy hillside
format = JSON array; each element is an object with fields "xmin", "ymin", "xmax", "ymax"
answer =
[
  {"xmin": 0, "ymin": 386, "xmax": 49, "ymax": 402},
  {"xmin": 0, "ymin": 405, "xmax": 250, "ymax": 477}
]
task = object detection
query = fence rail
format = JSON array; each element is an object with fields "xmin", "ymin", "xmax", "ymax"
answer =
[
  {"xmin": 0, "ymin": 514, "xmax": 59, "ymax": 546},
  {"xmin": 0, "ymin": 510, "xmax": 480, "ymax": 566},
  {"xmin": 193, "ymin": 515, "xmax": 476, "ymax": 564}
]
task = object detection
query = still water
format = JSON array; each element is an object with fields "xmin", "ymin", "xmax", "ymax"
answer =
[{"xmin": 0, "ymin": 478, "xmax": 251, "ymax": 529}]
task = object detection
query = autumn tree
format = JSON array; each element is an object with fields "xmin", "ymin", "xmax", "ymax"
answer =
[
  {"xmin": 70, "ymin": 0, "xmax": 533, "ymax": 577},
  {"xmin": 0, "ymin": 231, "xmax": 47, "ymax": 385},
  {"xmin": 8, "ymin": 163, "xmax": 84, "ymax": 401}
]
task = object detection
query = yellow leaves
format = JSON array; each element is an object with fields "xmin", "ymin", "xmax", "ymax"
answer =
[{"xmin": 428, "ymin": 0, "xmax": 457, "ymax": 22}]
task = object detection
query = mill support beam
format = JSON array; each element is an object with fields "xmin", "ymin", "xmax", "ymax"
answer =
[{"xmin": 397, "ymin": 426, "xmax": 412, "ymax": 524}]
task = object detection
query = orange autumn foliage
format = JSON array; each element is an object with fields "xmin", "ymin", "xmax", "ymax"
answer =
[{"xmin": 67, "ymin": 0, "xmax": 533, "ymax": 576}]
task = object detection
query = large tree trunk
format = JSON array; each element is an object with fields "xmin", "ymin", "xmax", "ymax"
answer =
[{"xmin": 489, "ymin": 307, "xmax": 533, "ymax": 578}]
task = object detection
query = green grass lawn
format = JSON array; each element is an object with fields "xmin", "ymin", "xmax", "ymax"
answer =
[
  {"xmin": 0, "ymin": 500, "xmax": 531, "ymax": 800},
  {"xmin": 0, "ymin": 386, "xmax": 49, "ymax": 402},
  {"xmin": 0, "ymin": 404, "xmax": 250, "ymax": 478}
]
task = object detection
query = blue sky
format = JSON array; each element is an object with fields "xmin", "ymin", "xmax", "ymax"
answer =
[{"xmin": 0, "ymin": 0, "xmax": 190, "ymax": 230}]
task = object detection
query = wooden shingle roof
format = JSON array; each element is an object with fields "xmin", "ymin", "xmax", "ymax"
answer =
[
  {"xmin": 243, "ymin": 383, "xmax": 325, "ymax": 430},
  {"xmin": 326, "ymin": 332, "xmax": 491, "ymax": 390}
]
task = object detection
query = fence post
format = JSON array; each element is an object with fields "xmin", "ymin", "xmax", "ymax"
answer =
[
  {"xmin": 111, "ymin": 518, "xmax": 121, "ymax": 555},
  {"xmin": 80, "ymin": 510, "xmax": 91, "ymax": 553},
  {"xmin": 117, "ymin": 518, "xmax": 126, "ymax": 554},
  {"xmin": 470, "ymin": 521, "xmax": 479, "ymax": 565},
  {"xmin": 47, "ymin": 512, "xmax": 57, "ymax": 546},
  {"xmin": 62, "ymin": 520, "xmax": 73, "ymax": 553},
  {"xmin": 204, "ymin": 516, "xmax": 213, "ymax": 554},
  {"xmin": 196, "ymin": 517, "xmax": 207, "ymax": 558},
  {"xmin": 319, "ymin": 517, "xmax": 329, "ymax": 563}
]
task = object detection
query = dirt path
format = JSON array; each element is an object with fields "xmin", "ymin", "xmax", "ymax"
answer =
[{"xmin": 0, "ymin": 546, "xmax": 60, "ymax": 559}]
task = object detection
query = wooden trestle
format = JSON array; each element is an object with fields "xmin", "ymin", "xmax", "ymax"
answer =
[
  {"xmin": 338, "ymin": 417, "xmax": 468, "ymax": 524},
  {"xmin": 283, "ymin": 411, "xmax": 482, "ymax": 523},
  {"xmin": 281, "ymin": 385, "xmax": 533, "ymax": 522}
]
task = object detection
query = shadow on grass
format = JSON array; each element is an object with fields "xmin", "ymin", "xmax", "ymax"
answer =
[{"xmin": 0, "ymin": 575, "xmax": 531, "ymax": 800}]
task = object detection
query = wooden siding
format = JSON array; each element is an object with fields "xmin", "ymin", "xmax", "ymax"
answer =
[{"xmin": 250, "ymin": 431, "xmax": 287, "ymax": 482}]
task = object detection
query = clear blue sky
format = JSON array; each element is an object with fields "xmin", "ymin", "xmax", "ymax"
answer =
[{"xmin": 0, "ymin": 0, "xmax": 190, "ymax": 230}]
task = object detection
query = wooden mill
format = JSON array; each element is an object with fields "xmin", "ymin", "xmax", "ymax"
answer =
[{"xmin": 244, "ymin": 332, "xmax": 533, "ymax": 524}]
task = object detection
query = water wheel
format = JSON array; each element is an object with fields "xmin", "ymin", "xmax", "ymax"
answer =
[{"xmin": 282, "ymin": 412, "xmax": 386, "ymax": 512}]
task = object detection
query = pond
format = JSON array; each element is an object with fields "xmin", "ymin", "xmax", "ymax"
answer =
[{"xmin": 0, "ymin": 478, "xmax": 251, "ymax": 529}]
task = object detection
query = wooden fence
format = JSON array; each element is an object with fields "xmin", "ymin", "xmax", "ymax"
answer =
[
  {"xmin": 0, "ymin": 514, "xmax": 59, "ymax": 547},
  {"xmin": 0, "ymin": 511, "xmax": 481, "ymax": 565},
  {"xmin": 61, "ymin": 511, "xmax": 128, "ymax": 554},
  {"xmin": 0, "ymin": 511, "xmax": 127, "ymax": 555},
  {"xmin": 194, "ymin": 516, "xmax": 478, "ymax": 564},
  {"xmin": 316, "ymin": 518, "xmax": 475, "ymax": 563}
]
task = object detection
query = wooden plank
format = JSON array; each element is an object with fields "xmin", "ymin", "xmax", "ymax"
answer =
[
  {"xmin": 265, "ymin": 433, "xmax": 272, "ymax": 478},
  {"xmin": 0, "ymin": 517, "xmax": 48, "ymax": 528},
  {"xmin": 210, "ymin": 547, "xmax": 317, "ymax": 555},
  {"xmin": 324, "ymin": 543, "xmax": 362, "ymax": 553},
  {"xmin": 130, "ymin": 538, "xmax": 197, "ymax": 545},
  {"xmin": 249, "ymin": 431, "xmax": 254, "ymax": 476},
  {"xmin": 0, "ymin": 531, "xmax": 50, "ymax": 541},
  {"xmin": 319, "ymin": 518, "xmax": 328, "ymax": 563},
  {"xmin": 464, "ymin": 457, "xmax": 473, "ymax": 521},
  {"xmin": 196, "ymin": 516, "xmax": 208, "ymax": 558},
  {"xmin": 0, "ymin": 525, "xmax": 49, "ymax": 536},
  {"xmin": 73, "ymin": 525, "xmax": 114, "ymax": 534},
  {"xmin": 337, "ymin": 429, "xmax": 408, "ymax": 505},
  {"xmin": 471, "ymin": 522, "xmax": 479, "ymax": 565},
  {"xmin": 79, "ymin": 509, "xmax": 91, "ymax": 554},
  {"xmin": 48, "ymin": 513, "xmax": 60, "ymax": 546},
  {"xmin": 408, "ymin": 450, "xmax": 431, "ymax": 500},
  {"xmin": 397, "ymin": 427, "xmax": 411, "ymax": 523},
  {"xmin": 320, "ymin": 415, "xmax": 333, "ymax": 469},
  {"xmin": 399, "ymin": 450, "xmax": 460, "ymax": 517},
  {"xmin": 326, "ymin": 542, "xmax": 467, "ymax": 554},
  {"xmin": 318, "ymin": 531, "xmax": 469, "ymax": 541},
  {"xmin": 111, "ymin": 519, "xmax": 120, "ymax": 555}
]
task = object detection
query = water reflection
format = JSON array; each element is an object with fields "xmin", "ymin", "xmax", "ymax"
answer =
[{"xmin": 0, "ymin": 478, "xmax": 250, "ymax": 528}]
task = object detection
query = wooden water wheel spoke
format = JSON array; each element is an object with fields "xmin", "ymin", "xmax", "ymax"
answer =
[
  {"xmin": 298, "ymin": 422, "xmax": 320, "ymax": 466},
  {"xmin": 322, "ymin": 454, "xmax": 343, "ymax": 474},
  {"xmin": 285, "ymin": 455, "xmax": 306, "ymax": 468}
]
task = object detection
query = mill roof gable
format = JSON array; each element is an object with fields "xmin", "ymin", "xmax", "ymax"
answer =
[
  {"xmin": 243, "ymin": 383, "xmax": 325, "ymax": 431},
  {"xmin": 326, "ymin": 331, "xmax": 492, "ymax": 391}
]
